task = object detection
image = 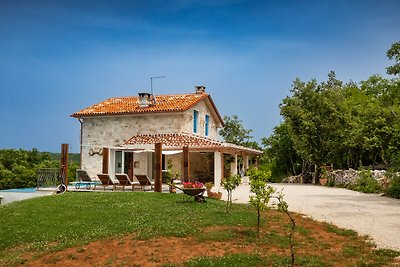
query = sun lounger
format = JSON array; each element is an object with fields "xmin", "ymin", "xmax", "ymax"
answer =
[
  {"xmin": 95, "ymin": 174, "xmax": 118, "ymax": 191},
  {"xmin": 115, "ymin": 173, "xmax": 140, "ymax": 191},
  {"xmin": 71, "ymin": 169, "xmax": 100, "ymax": 189},
  {"xmin": 135, "ymin": 175, "xmax": 155, "ymax": 191},
  {"xmin": 76, "ymin": 169, "xmax": 97, "ymax": 182}
]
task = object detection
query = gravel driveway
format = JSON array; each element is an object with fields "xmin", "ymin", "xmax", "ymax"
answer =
[{"xmin": 223, "ymin": 183, "xmax": 400, "ymax": 251}]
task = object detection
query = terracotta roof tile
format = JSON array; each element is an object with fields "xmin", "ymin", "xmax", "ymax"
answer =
[
  {"xmin": 71, "ymin": 93, "xmax": 209, "ymax": 117},
  {"xmin": 123, "ymin": 133, "xmax": 262, "ymax": 155}
]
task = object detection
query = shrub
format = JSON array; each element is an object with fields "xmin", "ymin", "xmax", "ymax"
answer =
[
  {"xmin": 347, "ymin": 170, "xmax": 382, "ymax": 193},
  {"xmin": 385, "ymin": 173, "xmax": 400, "ymax": 199}
]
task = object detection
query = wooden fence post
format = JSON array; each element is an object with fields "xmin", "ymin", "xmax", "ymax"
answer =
[{"xmin": 61, "ymin": 144, "xmax": 69, "ymax": 189}]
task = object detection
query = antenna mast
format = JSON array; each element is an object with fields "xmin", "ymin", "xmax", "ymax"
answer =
[{"xmin": 150, "ymin": 76, "xmax": 166, "ymax": 96}]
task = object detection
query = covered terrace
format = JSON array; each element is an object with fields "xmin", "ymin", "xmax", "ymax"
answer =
[{"xmin": 101, "ymin": 133, "xmax": 262, "ymax": 192}]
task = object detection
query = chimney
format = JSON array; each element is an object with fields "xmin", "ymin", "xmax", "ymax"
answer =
[
  {"xmin": 195, "ymin": 85, "xmax": 206, "ymax": 94},
  {"xmin": 138, "ymin": 93, "xmax": 152, "ymax": 108}
]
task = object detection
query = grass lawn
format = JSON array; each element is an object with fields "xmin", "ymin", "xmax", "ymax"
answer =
[{"xmin": 0, "ymin": 192, "xmax": 399, "ymax": 266}]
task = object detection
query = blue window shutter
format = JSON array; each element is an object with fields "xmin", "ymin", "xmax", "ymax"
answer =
[
  {"xmin": 193, "ymin": 110, "xmax": 198, "ymax": 133},
  {"xmin": 205, "ymin": 115, "xmax": 209, "ymax": 136}
]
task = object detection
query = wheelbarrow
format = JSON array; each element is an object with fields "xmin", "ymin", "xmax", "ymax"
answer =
[{"xmin": 171, "ymin": 185, "xmax": 206, "ymax": 202}]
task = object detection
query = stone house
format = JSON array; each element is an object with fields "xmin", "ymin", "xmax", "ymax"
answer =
[{"xmin": 71, "ymin": 86, "xmax": 262, "ymax": 191}]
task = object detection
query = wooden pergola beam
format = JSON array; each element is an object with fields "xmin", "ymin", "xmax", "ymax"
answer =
[
  {"xmin": 154, "ymin": 143, "xmax": 162, "ymax": 192},
  {"xmin": 183, "ymin": 146, "xmax": 189, "ymax": 182},
  {"xmin": 102, "ymin": 147, "xmax": 109, "ymax": 174}
]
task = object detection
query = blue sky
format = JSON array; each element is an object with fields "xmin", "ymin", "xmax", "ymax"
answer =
[{"xmin": 0, "ymin": 0, "xmax": 399, "ymax": 153}]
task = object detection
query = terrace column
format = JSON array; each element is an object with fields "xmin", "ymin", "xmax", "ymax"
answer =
[
  {"xmin": 102, "ymin": 147, "xmax": 109, "ymax": 174},
  {"xmin": 214, "ymin": 151, "xmax": 222, "ymax": 187},
  {"xmin": 183, "ymin": 146, "xmax": 190, "ymax": 182},
  {"xmin": 154, "ymin": 143, "xmax": 162, "ymax": 192},
  {"xmin": 230, "ymin": 154, "xmax": 238, "ymax": 176},
  {"xmin": 243, "ymin": 155, "xmax": 249, "ymax": 173}
]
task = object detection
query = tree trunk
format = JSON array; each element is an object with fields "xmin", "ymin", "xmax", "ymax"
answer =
[
  {"xmin": 314, "ymin": 164, "xmax": 320, "ymax": 184},
  {"xmin": 381, "ymin": 145, "xmax": 389, "ymax": 167},
  {"xmin": 257, "ymin": 209, "xmax": 260, "ymax": 238},
  {"xmin": 289, "ymin": 154, "xmax": 296, "ymax": 176}
]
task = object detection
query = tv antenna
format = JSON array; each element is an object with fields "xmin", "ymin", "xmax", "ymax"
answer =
[{"xmin": 150, "ymin": 76, "xmax": 166, "ymax": 96}]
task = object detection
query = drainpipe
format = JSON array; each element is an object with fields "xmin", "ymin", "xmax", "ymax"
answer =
[{"xmin": 78, "ymin": 118, "xmax": 83, "ymax": 169}]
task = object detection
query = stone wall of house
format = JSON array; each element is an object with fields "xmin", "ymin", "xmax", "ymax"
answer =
[
  {"xmin": 181, "ymin": 101, "xmax": 219, "ymax": 139},
  {"xmin": 80, "ymin": 98, "xmax": 221, "ymax": 177},
  {"xmin": 133, "ymin": 152, "xmax": 149, "ymax": 176},
  {"xmin": 165, "ymin": 153, "xmax": 182, "ymax": 180},
  {"xmin": 81, "ymin": 113, "xmax": 186, "ymax": 177}
]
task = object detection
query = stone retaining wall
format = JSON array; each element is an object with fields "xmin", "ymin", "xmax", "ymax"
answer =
[
  {"xmin": 283, "ymin": 169, "xmax": 389, "ymax": 186},
  {"xmin": 327, "ymin": 169, "xmax": 388, "ymax": 186}
]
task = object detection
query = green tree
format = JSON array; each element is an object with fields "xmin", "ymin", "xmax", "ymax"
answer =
[
  {"xmin": 264, "ymin": 45, "xmax": 400, "ymax": 182},
  {"xmin": 219, "ymin": 115, "xmax": 254, "ymax": 147},
  {"xmin": 387, "ymin": 41, "xmax": 400, "ymax": 76},
  {"xmin": 262, "ymin": 122, "xmax": 301, "ymax": 178},
  {"xmin": 274, "ymin": 190, "xmax": 296, "ymax": 267},
  {"xmin": 248, "ymin": 168, "xmax": 274, "ymax": 238},
  {"xmin": 0, "ymin": 148, "xmax": 78, "ymax": 190},
  {"xmin": 279, "ymin": 72, "xmax": 347, "ymax": 182},
  {"xmin": 221, "ymin": 174, "xmax": 241, "ymax": 212}
]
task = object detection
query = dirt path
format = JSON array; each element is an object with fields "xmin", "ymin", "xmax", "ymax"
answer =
[{"xmin": 224, "ymin": 183, "xmax": 400, "ymax": 251}]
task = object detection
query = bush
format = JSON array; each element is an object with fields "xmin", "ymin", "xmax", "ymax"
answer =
[
  {"xmin": 0, "ymin": 148, "xmax": 78, "ymax": 190},
  {"xmin": 385, "ymin": 174, "xmax": 400, "ymax": 199},
  {"xmin": 347, "ymin": 170, "xmax": 382, "ymax": 193}
]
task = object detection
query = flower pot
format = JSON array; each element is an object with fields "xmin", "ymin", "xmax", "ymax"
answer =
[
  {"xmin": 320, "ymin": 178, "xmax": 327, "ymax": 186},
  {"xmin": 207, "ymin": 190, "xmax": 222, "ymax": 200}
]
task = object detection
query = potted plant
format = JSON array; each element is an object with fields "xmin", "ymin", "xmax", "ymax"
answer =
[
  {"xmin": 319, "ymin": 165, "xmax": 328, "ymax": 186},
  {"xmin": 204, "ymin": 182, "xmax": 222, "ymax": 200},
  {"xmin": 166, "ymin": 160, "xmax": 176, "ymax": 193},
  {"xmin": 204, "ymin": 182, "xmax": 213, "ymax": 192},
  {"xmin": 169, "ymin": 170, "xmax": 180, "ymax": 193}
]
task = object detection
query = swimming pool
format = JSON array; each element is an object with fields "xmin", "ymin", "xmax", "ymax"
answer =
[{"xmin": 0, "ymin": 187, "xmax": 37, "ymax": 193}]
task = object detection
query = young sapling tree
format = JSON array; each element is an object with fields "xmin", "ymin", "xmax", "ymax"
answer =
[
  {"xmin": 248, "ymin": 168, "xmax": 275, "ymax": 238},
  {"xmin": 274, "ymin": 190, "xmax": 296, "ymax": 267},
  {"xmin": 221, "ymin": 174, "xmax": 241, "ymax": 212}
]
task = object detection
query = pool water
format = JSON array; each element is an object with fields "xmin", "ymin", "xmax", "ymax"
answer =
[{"xmin": 0, "ymin": 188, "xmax": 37, "ymax": 193}]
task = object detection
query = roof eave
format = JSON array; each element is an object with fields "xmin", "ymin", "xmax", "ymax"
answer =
[{"xmin": 204, "ymin": 95, "xmax": 224, "ymax": 127}]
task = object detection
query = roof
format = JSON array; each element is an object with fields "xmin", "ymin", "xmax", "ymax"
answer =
[
  {"xmin": 123, "ymin": 133, "xmax": 262, "ymax": 155},
  {"xmin": 71, "ymin": 93, "xmax": 223, "ymax": 125}
]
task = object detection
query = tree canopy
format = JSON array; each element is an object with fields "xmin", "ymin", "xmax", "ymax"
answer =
[
  {"xmin": 219, "ymin": 115, "xmax": 261, "ymax": 149},
  {"xmin": 387, "ymin": 41, "xmax": 400, "ymax": 76},
  {"xmin": 265, "ymin": 72, "xmax": 400, "ymax": 179},
  {"xmin": 264, "ymin": 42, "xmax": 400, "ymax": 179},
  {"xmin": 0, "ymin": 149, "xmax": 80, "ymax": 190}
]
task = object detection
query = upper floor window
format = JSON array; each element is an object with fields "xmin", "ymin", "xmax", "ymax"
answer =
[
  {"xmin": 205, "ymin": 115, "xmax": 209, "ymax": 136},
  {"xmin": 193, "ymin": 110, "xmax": 198, "ymax": 133}
]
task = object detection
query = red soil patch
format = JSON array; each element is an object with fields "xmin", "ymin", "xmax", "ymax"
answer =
[
  {"xmin": 26, "ymin": 234, "xmax": 259, "ymax": 267},
  {"xmin": 11, "ymin": 213, "xmax": 396, "ymax": 266}
]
